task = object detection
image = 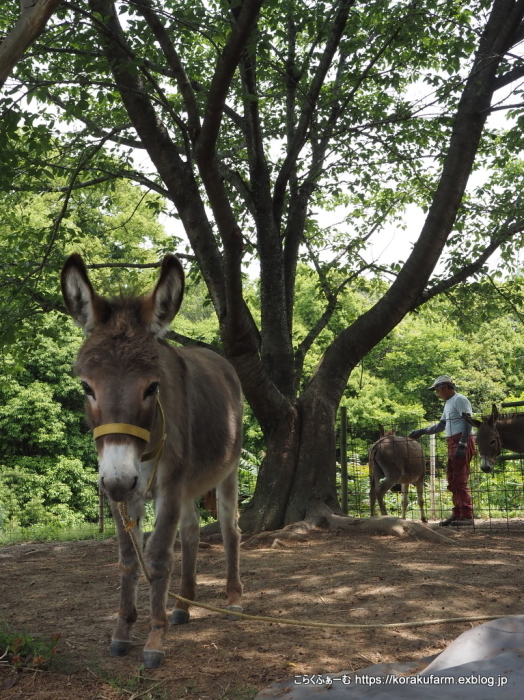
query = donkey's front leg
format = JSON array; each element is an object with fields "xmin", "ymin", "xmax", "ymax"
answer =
[
  {"xmin": 142, "ymin": 498, "xmax": 180, "ymax": 668},
  {"xmin": 109, "ymin": 495, "xmax": 145, "ymax": 657}
]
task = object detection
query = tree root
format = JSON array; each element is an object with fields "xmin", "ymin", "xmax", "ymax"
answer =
[
  {"xmin": 329, "ymin": 514, "xmax": 455, "ymax": 543},
  {"xmin": 242, "ymin": 521, "xmax": 313, "ymax": 547},
  {"xmin": 204, "ymin": 506, "xmax": 455, "ymax": 545},
  {"xmin": 305, "ymin": 505, "xmax": 455, "ymax": 543}
]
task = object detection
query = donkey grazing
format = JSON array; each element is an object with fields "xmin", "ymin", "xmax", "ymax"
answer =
[
  {"xmin": 61, "ymin": 254, "xmax": 243, "ymax": 669},
  {"xmin": 369, "ymin": 434, "xmax": 427, "ymax": 522},
  {"xmin": 464, "ymin": 404, "xmax": 524, "ymax": 474}
]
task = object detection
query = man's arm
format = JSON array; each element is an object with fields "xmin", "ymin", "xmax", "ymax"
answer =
[{"xmin": 408, "ymin": 420, "xmax": 446, "ymax": 439}]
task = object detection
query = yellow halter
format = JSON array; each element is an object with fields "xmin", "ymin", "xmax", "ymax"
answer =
[{"xmin": 93, "ymin": 395, "xmax": 166, "ymax": 495}]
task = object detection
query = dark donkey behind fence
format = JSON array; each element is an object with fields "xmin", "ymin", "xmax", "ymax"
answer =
[
  {"xmin": 464, "ymin": 404, "xmax": 524, "ymax": 474},
  {"xmin": 369, "ymin": 432, "xmax": 427, "ymax": 522},
  {"xmin": 61, "ymin": 254, "xmax": 243, "ymax": 668}
]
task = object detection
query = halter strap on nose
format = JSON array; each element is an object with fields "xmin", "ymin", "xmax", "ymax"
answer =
[
  {"xmin": 93, "ymin": 423, "xmax": 150, "ymax": 443},
  {"xmin": 92, "ymin": 395, "xmax": 166, "ymax": 472}
]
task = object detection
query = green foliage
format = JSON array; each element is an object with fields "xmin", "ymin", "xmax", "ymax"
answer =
[
  {"xmin": 1, "ymin": 251, "xmax": 523, "ymax": 536},
  {"xmin": 238, "ymin": 449, "xmax": 262, "ymax": 505},
  {"xmin": 2, "ymin": 0, "xmax": 522, "ymax": 318},
  {"xmin": 0, "ymin": 180, "xmax": 176, "ymax": 348},
  {"xmin": 0, "ymin": 313, "xmax": 99, "ymax": 536},
  {"xmin": 339, "ymin": 281, "xmax": 524, "ymax": 427}
]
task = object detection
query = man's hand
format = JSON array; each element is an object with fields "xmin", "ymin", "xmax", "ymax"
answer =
[
  {"xmin": 408, "ymin": 429, "xmax": 427, "ymax": 440},
  {"xmin": 455, "ymin": 442, "xmax": 467, "ymax": 458}
]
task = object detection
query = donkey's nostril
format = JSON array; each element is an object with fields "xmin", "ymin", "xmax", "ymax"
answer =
[{"xmin": 100, "ymin": 473, "xmax": 139, "ymax": 502}]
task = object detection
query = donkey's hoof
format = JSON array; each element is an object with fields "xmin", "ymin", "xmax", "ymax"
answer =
[
  {"xmin": 143, "ymin": 649, "xmax": 165, "ymax": 669},
  {"xmin": 226, "ymin": 605, "xmax": 243, "ymax": 621},
  {"xmin": 171, "ymin": 608, "xmax": 190, "ymax": 625},
  {"xmin": 109, "ymin": 639, "xmax": 132, "ymax": 657}
]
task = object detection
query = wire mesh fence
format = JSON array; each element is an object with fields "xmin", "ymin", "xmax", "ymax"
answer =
[{"xmin": 338, "ymin": 410, "xmax": 524, "ymax": 532}]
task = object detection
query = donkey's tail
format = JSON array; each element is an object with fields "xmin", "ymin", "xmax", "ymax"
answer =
[
  {"xmin": 369, "ymin": 439, "xmax": 387, "ymax": 487},
  {"xmin": 368, "ymin": 442, "xmax": 380, "ymax": 490}
]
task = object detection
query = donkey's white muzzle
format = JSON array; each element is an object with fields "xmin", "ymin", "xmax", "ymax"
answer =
[
  {"xmin": 99, "ymin": 444, "xmax": 140, "ymax": 502},
  {"xmin": 480, "ymin": 457, "xmax": 494, "ymax": 474}
]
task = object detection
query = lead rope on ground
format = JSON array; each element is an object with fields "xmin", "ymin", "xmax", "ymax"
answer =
[{"xmin": 117, "ymin": 503, "xmax": 513, "ymax": 630}]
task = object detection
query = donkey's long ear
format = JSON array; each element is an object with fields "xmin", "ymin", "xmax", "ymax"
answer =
[
  {"xmin": 144, "ymin": 255, "xmax": 185, "ymax": 337},
  {"xmin": 61, "ymin": 254, "xmax": 111, "ymax": 333},
  {"xmin": 489, "ymin": 403, "xmax": 499, "ymax": 425},
  {"xmin": 463, "ymin": 412, "xmax": 481, "ymax": 428}
]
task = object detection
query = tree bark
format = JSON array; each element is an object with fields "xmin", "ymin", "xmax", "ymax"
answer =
[{"xmin": 239, "ymin": 399, "xmax": 300, "ymax": 532}]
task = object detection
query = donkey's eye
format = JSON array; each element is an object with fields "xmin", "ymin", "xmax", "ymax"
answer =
[
  {"xmin": 144, "ymin": 382, "xmax": 159, "ymax": 399},
  {"xmin": 81, "ymin": 381, "xmax": 95, "ymax": 398}
]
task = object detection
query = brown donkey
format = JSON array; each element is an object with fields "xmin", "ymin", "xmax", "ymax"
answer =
[
  {"xmin": 369, "ymin": 434, "xmax": 427, "ymax": 522},
  {"xmin": 61, "ymin": 254, "xmax": 243, "ymax": 668}
]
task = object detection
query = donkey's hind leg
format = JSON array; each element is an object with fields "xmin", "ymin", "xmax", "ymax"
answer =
[
  {"xmin": 376, "ymin": 475, "xmax": 398, "ymax": 516},
  {"xmin": 416, "ymin": 478, "xmax": 427, "ymax": 523},
  {"xmin": 109, "ymin": 495, "xmax": 144, "ymax": 657},
  {"xmin": 401, "ymin": 483, "xmax": 409, "ymax": 519},
  {"xmin": 216, "ymin": 468, "xmax": 243, "ymax": 618},
  {"xmin": 171, "ymin": 500, "xmax": 200, "ymax": 626},
  {"xmin": 369, "ymin": 467, "xmax": 378, "ymax": 516}
]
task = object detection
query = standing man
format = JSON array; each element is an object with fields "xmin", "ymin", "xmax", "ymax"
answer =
[{"xmin": 409, "ymin": 375, "xmax": 475, "ymax": 526}]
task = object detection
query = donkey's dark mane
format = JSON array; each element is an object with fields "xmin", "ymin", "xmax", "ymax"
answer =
[
  {"xmin": 75, "ymin": 296, "xmax": 162, "ymax": 375},
  {"xmin": 495, "ymin": 413, "xmax": 524, "ymax": 425}
]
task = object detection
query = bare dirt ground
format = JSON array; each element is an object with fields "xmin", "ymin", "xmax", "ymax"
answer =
[{"xmin": 1, "ymin": 520, "xmax": 524, "ymax": 699}]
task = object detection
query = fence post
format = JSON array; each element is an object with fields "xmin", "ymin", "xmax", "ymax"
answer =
[
  {"xmin": 340, "ymin": 406, "xmax": 348, "ymax": 515},
  {"xmin": 98, "ymin": 486, "xmax": 104, "ymax": 533},
  {"xmin": 429, "ymin": 423, "xmax": 436, "ymax": 521}
]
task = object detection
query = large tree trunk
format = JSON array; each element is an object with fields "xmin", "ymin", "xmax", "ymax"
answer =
[
  {"xmin": 239, "ymin": 401, "xmax": 301, "ymax": 532},
  {"xmin": 284, "ymin": 392, "xmax": 339, "ymax": 525},
  {"xmin": 239, "ymin": 390, "xmax": 340, "ymax": 532}
]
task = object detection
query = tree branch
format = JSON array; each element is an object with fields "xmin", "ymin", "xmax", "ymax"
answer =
[
  {"xmin": 165, "ymin": 330, "xmax": 222, "ymax": 352},
  {"xmin": 133, "ymin": 0, "xmax": 201, "ymax": 141},
  {"xmin": 218, "ymin": 163, "xmax": 256, "ymax": 218},
  {"xmin": 88, "ymin": 0, "xmax": 228, "ymax": 321},
  {"xmin": 294, "ymin": 266, "xmax": 370, "ymax": 392},
  {"xmin": 86, "ymin": 256, "xmax": 196, "ymax": 269},
  {"xmin": 308, "ymin": 0, "xmax": 524, "ymax": 403},
  {"xmin": 196, "ymin": 0, "xmax": 264, "ymax": 159},
  {"xmin": 12, "ymin": 175, "xmax": 117, "ymax": 192},
  {"xmin": 45, "ymin": 91, "xmax": 145, "ymax": 148},
  {"xmin": 272, "ymin": 0, "xmax": 355, "ymax": 228},
  {"xmin": 486, "ymin": 273, "xmax": 524, "ymax": 324},
  {"xmin": 414, "ymin": 218, "xmax": 524, "ymax": 308}
]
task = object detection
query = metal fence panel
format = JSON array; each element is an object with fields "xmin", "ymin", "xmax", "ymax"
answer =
[{"xmin": 338, "ymin": 416, "xmax": 524, "ymax": 531}]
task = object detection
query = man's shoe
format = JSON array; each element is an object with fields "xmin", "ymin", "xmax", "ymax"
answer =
[
  {"xmin": 439, "ymin": 517, "xmax": 455, "ymax": 527},
  {"xmin": 452, "ymin": 518, "xmax": 473, "ymax": 526}
]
